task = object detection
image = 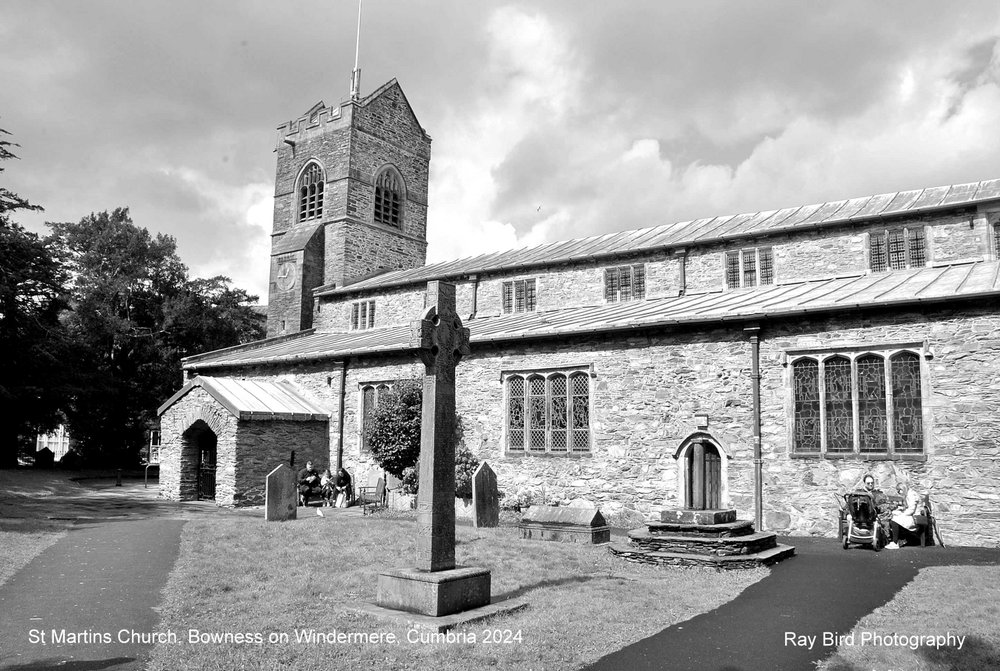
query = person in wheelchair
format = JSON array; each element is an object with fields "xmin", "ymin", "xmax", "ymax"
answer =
[{"xmin": 862, "ymin": 473, "xmax": 893, "ymax": 538}]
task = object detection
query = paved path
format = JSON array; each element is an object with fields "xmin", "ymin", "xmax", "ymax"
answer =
[
  {"xmin": 0, "ymin": 473, "xmax": 258, "ymax": 671},
  {"xmin": 582, "ymin": 536, "xmax": 1000, "ymax": 671},
  {"xmin": 0, "ymin": 518, "xmax": 185, "ymax": 671}
]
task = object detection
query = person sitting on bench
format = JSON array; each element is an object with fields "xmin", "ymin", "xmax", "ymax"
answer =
[
  {"xmin": 885, "ymin": 481, "xmax": 922, "ymax": 549},
  {"xmin": 297, "ymin": 460, "xmax": 320, "ymax": 506}
]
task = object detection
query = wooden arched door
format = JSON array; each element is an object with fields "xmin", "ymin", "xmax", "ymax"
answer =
[{"xmin": 685, "ymin": 440, "xmax": 721, "ymax": 510}]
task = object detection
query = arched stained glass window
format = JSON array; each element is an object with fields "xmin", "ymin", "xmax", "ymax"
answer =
[
  {"xmin": 298, "ymin": 162, "xmax": 324, "ymax": 221},
  {"xmin": 891, "ymin": 352, "xmax": 923, "ymax": 453},
  {"xmin": 505, "ymin": 371, "xmax": 591, "ymax": 454},
  {"xmin": 374, "ymin": 168, "xmax": 403, "ymax": 228},
  {"xmin": 857, "ymin": 354, "xmax": 887, "ymax": 452},
  {"xmin": 507, "ymin": 376, "xmax": 525, "ymax": 451},
  {"xmin": 570, "ymin": 373, "xmax": 590, "ymax": 452},
  {"xmin": 824, "ymin": 356, "xmax": 853, "ymax": 453},
  {"xmin": 791, "ymin": 350, "xmax": 923, "ymax": 456},
  {"xmin": 792, "ymin": 359, "xmax": 820, "ymax": 452},
  {"xmin": 528, "ymin": 376, "xmax": 546, "ymax": 452}
]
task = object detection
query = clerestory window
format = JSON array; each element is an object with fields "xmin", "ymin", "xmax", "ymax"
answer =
[
  {"xmin": 506, "ymin": 371, "xmax": 591, "ymax": 454},
  {"xmin": 869, "ymin": 227, "xmax": 926, "ymax": 272},
  {"xmin": 350, "ymin": 300, "xmax": 376, "ymax": 330},
  {"xmin": 725, "ymin": 247, "xmax": 774, "ymax": 289},
  {"xmin": 604, "ymin": 265, "xmax": 645, "ymax": 302},
  {"xmin": 374, "ymin": 167, "xmax": 403, "ymax": 228},
  {"xmin": 298, "ymin": 162, "xmax": 324, "ymax": 222},
  {"xmin": 790, "ymin": 349, "xmax": 925, "ymax": 457},
  {"xmin": 502, "ymin": 279, "xmax": 537, "ymax": 314}
]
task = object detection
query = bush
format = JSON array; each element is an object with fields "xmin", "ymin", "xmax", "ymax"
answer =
[
  {"xmin": 366, "ymin": 381, "xmax": 422, "ymax": 478},
  {"xmin": 399, "ymin": 445, "xmax": 480, "ymax": 498}
]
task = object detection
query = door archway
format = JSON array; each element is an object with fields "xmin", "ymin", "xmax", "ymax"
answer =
[
  {"xmin": 674, "ymin": 433, "xmax": 728, "ymax": 511},
  {"xmin": 180, "ymin": 420, "xmax": 217, "ymax": 501}
]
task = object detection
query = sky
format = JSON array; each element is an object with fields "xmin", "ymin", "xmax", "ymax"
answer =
[{"xmin": 4, "ymin": 1, "xmax": 1000, "ymax": 303}]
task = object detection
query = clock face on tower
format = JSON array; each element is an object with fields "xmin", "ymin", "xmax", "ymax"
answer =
[{"xmin": 276, "ymin": 261, "xmax": 297, "ymax": 291}]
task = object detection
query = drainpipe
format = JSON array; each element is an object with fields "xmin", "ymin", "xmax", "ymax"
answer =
[
  {"xmin": 745, "ymin": 324, "xmax": 763, "ymax": 531},
  {"xmin": 677, "ymin": 248, "xmax": 687, "ymax": 296},
  {"xmin": 469, "ymin": 274, "xmax": 479, "ymax": 319},
  {"xmin": 334, "ymin": 357, "xmax": 349, "ymax": 474}
]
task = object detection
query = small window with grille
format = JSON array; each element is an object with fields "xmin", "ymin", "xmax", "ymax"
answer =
[
  {"xmin": 350, "ymin": 300, "xmax": 376, "ymax": 330},
  {"xmin": 604, "ymin": 265, "xmax": 645, "ymax": 302},
  {"xmin": 502, "ymin": 279, "xmax": 537, "ymax": 314},
  {"xmin": 505, "ymin": 371, "xmax": 591, "ymax": 454},
  {"xmin": 374, "ymin": 167, "xmax": 403, "ymax": 228},
  {"xmin": 992, "ymin": 221, "xmax": 1000, "ymax": 259},
  {"xmin": 298, "ymin": 162, "xmax": 324, "ymax": 222},
  {"xmin": 724, "ymin": 247, "xmax": 774, "ymax": 289},
  {"xmin": 869, "ymin": 227, "xmax": 926, "ymax": 272}
]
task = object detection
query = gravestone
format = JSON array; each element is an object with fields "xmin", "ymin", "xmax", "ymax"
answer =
[
  {"xmin": 519, "ymin": 505, "xmax": 610, "ymax": 544},
  {"xmin": 377, "ymin": 282, "xmax": 492, "ymax": 617},
  {"xmin": 265, "ymin": 464, "xmax": 297, "ymax": 521},
  {"xmin": 472, "ymin": 462, "xmax": 499, "ymax": 528}
]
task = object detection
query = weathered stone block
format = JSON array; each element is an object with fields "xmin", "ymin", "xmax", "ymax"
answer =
[
  {"xmin": 660, "ymin": 509, "xmax": 737, "ymax": 525},
  {"xmin": 519, "ymin": 505, "xmax": 610, "ymax": 544},
  {"xmin": 376, "ymin": 567, "xmax": 491, "ymax": 617},
  {"xmin": 265, "ymin": 464, "xmax": 297, "ymax": 521},
  {"xmin": 472, "ymin": 462, "xmax": 499, "ymax": 528}
]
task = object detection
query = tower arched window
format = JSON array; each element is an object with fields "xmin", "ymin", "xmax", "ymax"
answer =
[
  {"xmin": 374, "ymin": 167, "xmax": 403, "ymax": 228},
  {"xmin": 298, "ymin": 162, "xmax": 324, "ymax": 222}
]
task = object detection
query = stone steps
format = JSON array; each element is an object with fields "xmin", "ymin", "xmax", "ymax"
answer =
[
  {"xmin": 609, "ymin": 542, "xmax": 796, "ymax": 570},
  {"xmin": 646, "ymin": 519, "xmax": 755, "ymax": 537},
  {"xmin": 610, "ymin": 508, "xmax": 795, "ymax": 570},
  {"xmin": 627, "ymin": 529, "xmax": 779, "ymax": 556}
]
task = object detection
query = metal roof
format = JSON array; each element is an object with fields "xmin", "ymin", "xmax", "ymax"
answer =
[
  {"xmin": 157, "ymin": 376, "xmax": 331, "ymax": 420},
  {"xmin": 185, "ymin": 261, "xmax": 1000, "ymax": 371},
  {"xmin": 318, "ymin": 178, "xmax": 1000, "ymax": 296}
]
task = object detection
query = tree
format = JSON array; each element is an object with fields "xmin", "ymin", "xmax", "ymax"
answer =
[
  {"xmin": 0, "ymin": 128, "xmax": 71, "ymax": 468},
  {"xmin": 365, "ymin": 381, "xmax": 477, "ymax": 497},
  {"xmin": 49, "ymin": 208, "xmax": 265, "ymax": 465},
  {"xmin": 366, "ymin": 380, "xmax": 422, "ymax": 478}
]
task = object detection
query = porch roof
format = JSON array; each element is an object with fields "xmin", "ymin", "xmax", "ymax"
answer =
[{"xmin": 157, "ymin": 376, "xmax": 330, "ymax": 421}]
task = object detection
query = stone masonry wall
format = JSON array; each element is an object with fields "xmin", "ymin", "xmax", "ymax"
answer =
[
  {"xmin": 234, "ymin": 419, "xmax": 329, "ymax": 506},
  {"xmin": 757, "ymin": 304, "xmax": 1000, "ymax": 547},
  {"xmin": 192, "ymin": 303, "xmax": 1000, "ymax": 546},
  {"xmin": 158, "ymin": 386, "xmax": 238, "ymax": 504}
]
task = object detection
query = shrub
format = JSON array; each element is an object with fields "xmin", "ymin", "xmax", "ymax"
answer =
[
  {"xmin": 398, "ymin": 445, "xmax": 480, "ymax": 498},
  {"xmin": 366, "ymin": 380, "xmax": 422, "ymax": 478}
]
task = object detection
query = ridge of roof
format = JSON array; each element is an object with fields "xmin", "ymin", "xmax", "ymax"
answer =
[{"xmin": 317, "ymin": 178, "xmax": 1000, "ymax": 298}]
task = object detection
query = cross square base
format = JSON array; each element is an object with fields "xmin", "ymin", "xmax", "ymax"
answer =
[{"xmin": 377, "ymin": 566, "xmax": 491, "ymax": 617}]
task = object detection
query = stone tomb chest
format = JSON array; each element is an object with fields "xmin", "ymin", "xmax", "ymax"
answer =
[
  {"xmin": 519, "ymin": 505, "xmax": 611, "ymax": 544},
  {"xmin": 157, "ymin": 376, "xmax": 330, "ymax": 507}
]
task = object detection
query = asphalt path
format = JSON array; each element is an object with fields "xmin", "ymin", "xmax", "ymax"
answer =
[
  {"xmin": 0, "ymin": 518, "xmax": 184, "ymax": 671},
  {"xmin": 0, "ymin": 475, "xmax": 257, "ymax": 671},
  {"xmin": 581, "ymin": 536, "xmax": 1000, "ymax": 671}
]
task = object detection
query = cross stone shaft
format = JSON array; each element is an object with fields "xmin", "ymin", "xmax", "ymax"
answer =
[{"xmin": 410, "ymin": 282, "xmax": 470, "ymax": 572}]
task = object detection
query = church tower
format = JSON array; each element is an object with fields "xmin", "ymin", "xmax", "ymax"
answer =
[{"xmin": 266, "ymin": 80, "xmax": 431, "ymax": 337}]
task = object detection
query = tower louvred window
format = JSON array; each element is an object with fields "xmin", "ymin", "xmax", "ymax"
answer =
[
  {"xmin": 374, "ymin": 168, "xmax": 403, "ymax": 228},
  {"xmin": 298, "ymin": 162, "xmax": 324, "ymax": 221}
]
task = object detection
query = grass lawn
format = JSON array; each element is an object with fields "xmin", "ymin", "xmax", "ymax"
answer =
[
  {"xmin": 818, "ymin": 565, "xmax": 1000, "ymax": 671},
  {"xmin": 0, "ymin": 518, "xmax": 68, "ymax": 587},
  {"xmin": 146, "ymin": 512, "xmax": 768, "ymax": 671}
]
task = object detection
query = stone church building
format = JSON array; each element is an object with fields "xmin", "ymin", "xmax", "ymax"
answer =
[{"xmin": 158, "ymin": 79, "xmax": 1000, "ymax": 547}]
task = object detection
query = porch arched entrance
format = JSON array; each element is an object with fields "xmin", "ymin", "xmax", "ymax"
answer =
[
  {"xmin": 180, "ymin": 420, "xmax": 217, "ymax": 501},
  {"xmin": 674, "ymin": 434, "xmax": 728, "ymax": 511}
]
